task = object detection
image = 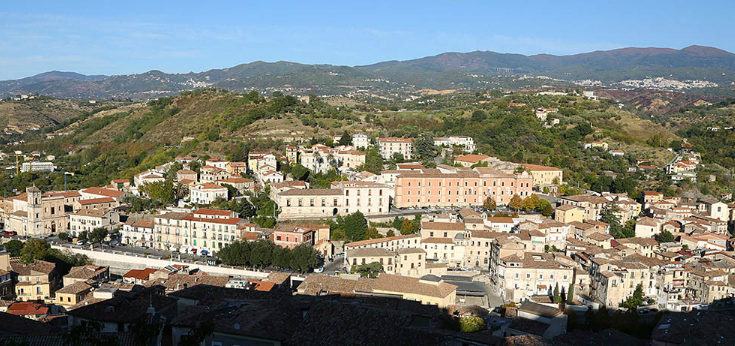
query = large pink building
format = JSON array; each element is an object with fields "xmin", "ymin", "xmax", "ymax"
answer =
[{"xmin": 394, "ymin": 167, "xmax": 532, "ymax": 209}]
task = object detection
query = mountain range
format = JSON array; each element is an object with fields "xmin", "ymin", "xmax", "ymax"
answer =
[{"xmin": 2, "ymin": 45, "xmax": 734, "ymax": 99}]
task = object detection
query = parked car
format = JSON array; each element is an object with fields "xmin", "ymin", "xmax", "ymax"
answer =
[{"xmin": 314, "ymin": 266, "xmax": 325, "ymax": 273}]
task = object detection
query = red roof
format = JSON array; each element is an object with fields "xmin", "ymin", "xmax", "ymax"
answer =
[
  {"xmin": 78, "ymin": 197, "xmax": 116, "ymax": 205},
  {"xmin": 194, "ymin": 209, "xmax": 232, "ymax": 216},
  {"xmin": 81, "ymin": 187, "xmax": 124, "ymax": 198},
  {"xmin": 455, "ymin": 154, "xmax": 490, "ymax": 163},
  {"xmin": 123, "ymin": 268, "xmax": 157, "ymax": 281},
  {"xmin": 8, "ymin": 302, "xmax": 49, "ymax": 316}
]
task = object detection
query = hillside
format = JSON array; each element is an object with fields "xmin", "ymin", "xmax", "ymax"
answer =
[
  {"xmin": 0, "ymin": 97, "xmax": 115, "ymax": 138},
  {"xmin": 1, "ymin": 46, "xmax": 734, "ymax": 100}
]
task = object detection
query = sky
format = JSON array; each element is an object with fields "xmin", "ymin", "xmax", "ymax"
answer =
[{"xmin": 1, "ymin": 0, "xmax": 733, "ymax": 80}]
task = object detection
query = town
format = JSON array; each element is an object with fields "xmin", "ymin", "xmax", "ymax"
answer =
[{"xmin": 0, "ymin": 122, "xmax": 732, "ymax": 344}]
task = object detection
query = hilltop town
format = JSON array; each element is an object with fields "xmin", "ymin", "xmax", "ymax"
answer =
[{"xmin": 0, "ymin": 87, "xmax": 733, "ymax": 345}]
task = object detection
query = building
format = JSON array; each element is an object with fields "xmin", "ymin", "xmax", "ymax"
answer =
[
  {"xmin": 190, "ymin": 183, "xmax": 228, "ymax": 205},
  {"xmin": 378, "ymin": 137, "xmax": 414, "ymax": 160},
  {"xmin": 297, "ymin": 273, "xmax": 457, "ymax": 307},
  {"xmin": 55, "ymin": 281, "xmax": 93, "ymax": 308},
  {"xmin": 152, "ymin": 209, "xmax": 255, "ymax": 255},
  {"xmin": 176, "ymin": 169, "xmax": 198, "ymax": 183},
  {"xmin": 454, "ymin": 154, "xmax": 491, "ymax": 167},
  {"xmin": 522, "ymin": 164, "xmax": 563, "ymax": 188},
  {"xmin": 352, "ymin": 133, "xmax": 370, "ymax": 149},
  {"xmin": 433, "ymin": 136, "xmax": 476, "ymax": 153},
  {"xmin": 492, "ymin": 252, "xmax": 575, "ymax": 303},
  {"xmin": 4, "ymin": 187, "xmax": 78, "ymax": 237},
  {"xmin": 68, "ymin": 208, "xmax": 118, "ymax": 236},
  {"xmin": 10, "ymin": 259, "xmax": 59, "ymax": 301},
  {"xmin": 121, "ymin": 217, "xmax": 155, "ymax": 248},
  {"xmin": 393, "ymin": 167, "xmax": 532, "ymax": 209},
  {"xmin": 559, "ymin": 194, "xmax": 608, "ymax": 221},
  {"xmin": 62, "ymin": 265, "xmax": 109, "ymax": 286},
  {"xmin": 276, "ymin": 181, "xmax": 391, "ymax": 220},
  {"xmin": 20, "ymin": 161, "xmax": 55, "ymax": 173},
  {"xmin": 555, "ymin": 205, "xmax": 584, "ymax": 224}
]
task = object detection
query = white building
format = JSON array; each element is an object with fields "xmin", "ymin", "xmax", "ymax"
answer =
[
  {"xmin": 68, "ymin": 208, "xmax": 118, "ymax": 236},
  {"xmin": 352, "ymin": 133, "xmax": 370, "ymax": 149},
  {"xmin": 20, "ymin": 162, "xmax": 55, "ymax": 173},
  {"xmin": 190, "ymin": 183, "xmax": 228, "ymax": 205},
  {"xmin": 378, "ymin": 137, "xmax": 414, "ymax": 160},
  {"xmin": 121, "ymin": 218, "xmax": 154, "ymax": 248},
  {"xmin": 433, "ymin": 136, "xmax": 476, "ymax": 153}
]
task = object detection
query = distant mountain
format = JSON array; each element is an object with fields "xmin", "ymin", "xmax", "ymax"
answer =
[{"xmin": 1, "ymin": 45, "xmax": 733, "ymax": 99}]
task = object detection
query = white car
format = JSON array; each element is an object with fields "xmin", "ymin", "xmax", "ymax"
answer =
[{"xmin": 314, "ymin": 266, "xmax": 325, "ymax": 273}]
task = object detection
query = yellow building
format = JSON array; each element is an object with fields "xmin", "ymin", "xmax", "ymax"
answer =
[
  {"xmin": 55, "ymin": 281, "xmax": 92, "ymax": 308},
  {"xmin": 555, "ymin": 204, "xmax": 585, "ymax": 224}
]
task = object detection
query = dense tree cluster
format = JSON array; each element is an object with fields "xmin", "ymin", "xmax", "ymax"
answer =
[{"xmin": 217, "ymin": 240, "xmax": 320, "ymax": 273}]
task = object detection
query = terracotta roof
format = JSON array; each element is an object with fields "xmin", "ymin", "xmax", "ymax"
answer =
[
  {"xmin": 279, "ymin": 188, "xmax": 342, "ymax": 196},
  {"xmin": 7, "ymin": 302, "xmax": 48, "ymax": 316},
  {"xmin": 78, "ymin": 197, "xmax": 115, "ymax": 205},
  {"xmin": 123, "ymin": 268, "xmax": 157, "ymax": 281},
  {"xmin": 421, "ymin": 221, "xmax": 465, "ymax": 231},
  {"xmin": 10, "ymin": 260, "xmax": 55, "ymax": 275},
  {"xmin": 194, "ymin": 208, "xmax": 233, "ymax": 216},
  {"xmin": 454, "ymin": 154, "xmax": 490, "ymax": 163},
  {"xmin": 522, "ymin": 164, "xmax": 562, "ymax": 172},
  {"xmin": 56, "ymin": 281, "xmax": 92, "ymax": 294},
  {"xmin": 65, "ymin": 265, "xmax": 107, "ymax": 280},
  {"xmin": 421, "ymin": 237, "xmax": 454, "ymax": 244},
  {"xmin": 81, "ymin": 187, "xmax": 124, "ymax": 198},
  {"xmin": 349, "ymin": 247, "xmax": 394, "ymax": 257},
  {"xmin": 378, "ymin": 137, "xmax": 414, "ymax": 143}
]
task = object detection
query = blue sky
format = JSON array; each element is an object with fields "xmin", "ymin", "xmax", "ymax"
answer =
[{"xmin": 1, "ymin": 0, "xmax": 733, "ymax": 80}]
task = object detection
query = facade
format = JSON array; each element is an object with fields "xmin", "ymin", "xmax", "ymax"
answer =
[
  {"xmin": 152, "ymin": 209, "xmax": 254, "ymax": 255},
  {"xmin": 352, "ymin": 133, "xmax": 370, "ymax": 149},
  {"xmin": 11, "ymin": 260, "xmax": 59, "ymax": 302},
  {"xmin": 492, "ymin": 252, "xmax": 575, "ymax": 303},
  {"xmin": 433, "ymin": 136, "xmax": 476, "ymax": 153},
  {"xmin": 378, "ymin": 137, "xmax": 414, "ymax": 160},
  {"xmin": 522, "ymin": 164, "xmax": 564, "ymax": 187},
  {"xmin": 393, "ymin": 167, "xmax": 532, "ymax": 209},
  {"xmin": 121, "ymin": 218, "xmax": 155, "ymax": 247},
  {"xmin": 4, "ymin": 187, "xmax": 77, "ymax": 237},
  {"xmin": 68, "ymin": 208, "xmax": 117, "ymax": 236},
  {"xmin": 190, "ymin": 183, "xmax": 228, "ymax": 204},
  {"xmin": 276, "ymin": 181, "xmax": 391, "ymax": 220}
]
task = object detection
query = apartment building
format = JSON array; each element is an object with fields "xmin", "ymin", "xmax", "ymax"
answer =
[
  {"xmin": 492, "ymin": 252, "xmax": 575, "ymax": 302},
  {"xmin": 352, "ymin": 133, "xmax": 370, "ymax": 149},
  {"xmin": 522, "ymin": 164, "xmax": 564, "ymax": 188},
  {"xmin": 433, "ymin": 136, "xmax": 476, "ymax": 153},
  {"xmin": 152, "ymin": 209, "xmax": 254, "ymax": 255},
  {"xmin": 121, "ymin": 217, "xmax": 155, "ymax": 248},
  {"xmin": 559, "ymin": 194, "xmax": 609, "ymax": 221},
  {"xmin": 275, "ymin": 181, "xmax": 391, "ymax": 220},
  {"xmin": 68, "ymin": 208, "xmax": 118, "ymax": 236},
  {"xmin": 378, "ymin": 137, "xmax": 414, "ymax": 160},
  {"xmin": 190, "ymin": 183, "xmax": 228, "ymax": 204}
]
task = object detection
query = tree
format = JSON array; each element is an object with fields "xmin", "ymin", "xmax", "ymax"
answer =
[
  {"xmin": 78, "ymin": 230, "xmax": 89, "ymax": 243},
  {"xmin": 483, "ymin": 197, "xmax": 497, "ymax": 211},
  {"xmin": 351, "ymin": 262, "xmax": 383, "ymax": 278},
  {"xmin": 58, "ymin": 232, "xmax": 70, "ymax": 242},
  {"xmin": 362, "ymin": 147, "xmax": 384, "ymax": 174},
  {"xmin": 338, "ymin": 131, "xmax": 352, "ymax": 146},
  {"xmin": 458, "ymin": 316, "xmax": 485, "ymax": 333},
  {"xmin": 290, "ymin": 164, "xmax": 310, "ymax": 181},
  {"xmin": 386, "ymin": 229, "xmax": 395, "ymax": 237},
  {"xmin": 3, "ymin": 239, "xmax": 24, "ymax": 257},
  {"xmin": 89, "ymin": 228, "xmax": 108, "ymax": 244},
  {"xmin": 289, "ymin": 244, "xmax": 319, "ymax": 273},
  {"xmin": 333, "ymin": 212, "xmax": 368, "ymax": 241},
  {"xmin": 553, "ymin": 282, "xmax": 561, "ymax": 303},
  {"xmin": 567, "ymin": 270, "xmax": 576, "ymax": 304},
  {"xmin": 621, "ymin": 284, "xmax": 645, "ymax": 310},
  {"xmin": 509, "ymin": 195, "xmax": 523, "ymax": 211},
  {"xmin": 415, "ymin": 132, "xmax": 437, "ymax": 163},
  {"xmin": 20, "ymin": 239, "xmax": 50, "ymax": 264},
  {"xmin": 538, "ymin": 199, "xmax": 554, "ymax": 217},
  {"xmin": 470, "ymin": 110, "xmax": 487, "ymax": 122},
  {"xmin": 655, "ymin": 229, "xmax": 675, "ymax": 243},
  {"xmin": 140, "ymin": 180, "xmax": 177, "ymax": 206}
]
